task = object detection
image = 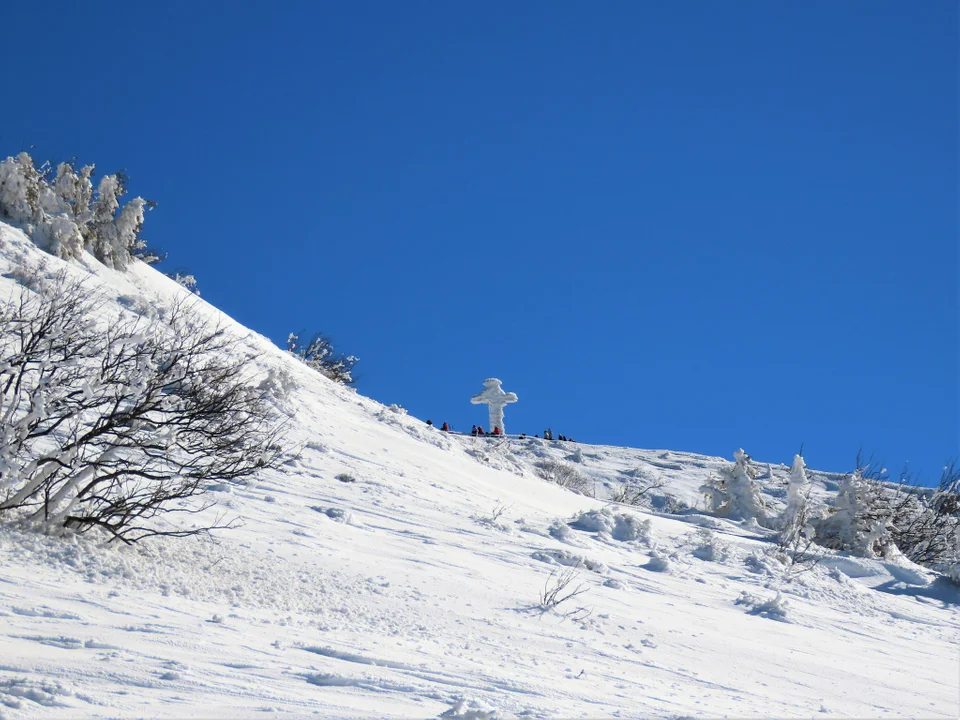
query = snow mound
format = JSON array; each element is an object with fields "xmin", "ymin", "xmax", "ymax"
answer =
[{"xmin": 568, "ymin": 507, "xmax": 652, "ymax": 543}]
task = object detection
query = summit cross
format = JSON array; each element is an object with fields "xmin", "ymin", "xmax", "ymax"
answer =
[{"xmin": 470, "ymin": 378, "xmax": 518, "ymax": 434}]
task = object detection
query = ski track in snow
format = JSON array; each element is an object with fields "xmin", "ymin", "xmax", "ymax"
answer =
[{"xmin": 0, "ymin": 221, "xmax": 958, "ymax": 718}]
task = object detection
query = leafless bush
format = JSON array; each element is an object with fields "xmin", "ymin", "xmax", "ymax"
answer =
[
  {"xmin": 473, "ymin": 502, "xmax": 511, "ymax": 531},
  {"xmin": 489, "ymin": 502, "xmax": 508, "ymax": 522},
  {"xmin": 611, "ymin": 473, "xmax": 665, "ymax": 507},
  {"xmin": 538, "ymin": 566, "xmax": 589, "ymax": 617},
  {"xmin": 773, "ymin": 524, "xmax": 824, "ymax": 583},
  {"xmin": 535, "ymin": 459, "xmax": 592, "ymax": 496},
  {"xmin": 0, "ymin": 272, "xmax": 287, "ymax": 542}
]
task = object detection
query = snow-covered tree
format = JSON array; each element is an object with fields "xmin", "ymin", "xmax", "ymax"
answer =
[
  {"xmin": 287, "ymin": 332, "xmax": 357, "ymax": 385},
  {"xmin": 43, "ymin": 213, "xmax": 85, "ymax": 260},
  {"xmin": 85, "ymin": 174, "xmax": 126, "ymax": 268},
  {"xmin": 0, "ymin": 153, "xmax": 155, "ymax": 268},
  {"xmin": 81, "ymin": 173, "xmax": 153, "ymax": 269},
  {"xmin": 50, "ymin": 162, "xmax": 95, "ymax": 222},
  {"xmin": 51, "ymin": 162, "xmax": 79, "ymax": 211},
  {"xmin": 816, "ymin": 468, "xmax": 894, "ymax": 558},
  {"xmin": 0, "ymin": 153, "xmax": 41, "ymax": 223},
  {"xmin": 700, "ymin": 448, "xmax": 767, "ymax": 526},
  {"xmin": 167, "ymin": 272, "xmax": 199, "ymax": 294},
  {"xmin": 74, "ymin": 164, "xmax": 95, "ymax": 220},
  {"xmin": 780, "ymin": 454, "xmax": 813, "ymax": 543},
  {"xmin": 886, "ymin": 462, "xmax": 960, "ymax": 568}
]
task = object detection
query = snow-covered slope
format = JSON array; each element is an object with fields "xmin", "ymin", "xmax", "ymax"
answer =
[{"xmin": 0, "ymin": 221, "xmax": 957, "ymax": 719}]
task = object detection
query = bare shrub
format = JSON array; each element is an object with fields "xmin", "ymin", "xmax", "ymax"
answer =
[
  {"xmin": 772, "ymin": 525, "xmax": 824, "ymax": 583},
  {"xmin": 611, "ymin": 473, "xmax": 665, "ymax": 507},
  {"xmin": 653, "ymin": 494, "xmax": 689, "ymax": 514},
  {"xmin": 534, "ymin": 459, "xmax": 592, "ymax": 496},
  {"xmin": 538, "ymin": 566, "xmax": 590, "ymax": 618},
  {"xmin": 473, "ymin": 502, "xmax": 511, "ymax": 531},
  {"xmin": 0, "ymin": 271, "xmax": 287, "ymax": 542},
  {"xmin": 488, "ymin": 502, "xmax": 508, "ymax": 522}
]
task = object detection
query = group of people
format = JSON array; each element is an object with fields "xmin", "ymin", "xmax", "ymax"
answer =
[
  {"xmin": 470, "ymin": 425, "xmax": 502, "ymax": 436},
  {"xmin": 426, "ymin": 420, "xmax": 574, "ymax": 442},
  {"xmin": 537, "ymin": 428, "xmax": 574, "ymax": 442}
]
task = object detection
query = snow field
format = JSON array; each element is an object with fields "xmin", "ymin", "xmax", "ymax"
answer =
[{"xmin": 0, "ymin": 221, "xmax": 957, "ymax": 718}]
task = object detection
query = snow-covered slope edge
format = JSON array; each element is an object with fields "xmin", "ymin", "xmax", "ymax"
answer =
[{"xmin": 0, "ymin": 221, "xmax": 956, "ymax": 719}]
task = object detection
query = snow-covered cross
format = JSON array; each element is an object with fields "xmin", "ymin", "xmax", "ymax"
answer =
[{"xmin": 470, "ymin": 378, "xmax": 518, "ymax": 434}]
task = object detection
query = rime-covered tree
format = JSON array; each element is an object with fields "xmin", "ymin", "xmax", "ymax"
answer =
[
  {"xmin": 886, "ymin": 462, "xmax": 960, "ymax": 568},
  {"xmin": 287, "ymin": 332, "xmax": 357, "ymax": 385},
  {"xmin": 0, "ymin": 152, "xmax": 155, "ymax": 268},
  {"xmin": 85, "ymin": 174, "xmax": 126, "ymax": 268},
  {"xmin": 816, "ymin": 466, "xmax": 894, "ymax": 558},
  {"xmin": 0, "ymin": 153, "xmax": 41, "ymax": 223},
  {"xmin": 700, "ymin": 448, "xmax": 767, "ymax": 526},
  {"xmin": 779, "ymin": 454, "xmax": 815, "ymax": 545}
]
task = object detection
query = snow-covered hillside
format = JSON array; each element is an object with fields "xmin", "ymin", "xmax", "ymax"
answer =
[{"xmin": 0, "ymin": 220, "xmax": 957, "ymax": 719}]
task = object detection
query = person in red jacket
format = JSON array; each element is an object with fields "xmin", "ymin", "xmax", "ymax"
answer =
[
  {"xmin": 441, "ymin": 421, "xmax": 450, "ymax": 432},
  {"xmin": 492, "ymin": 426, "xmax": 502, "ymax": 436}
]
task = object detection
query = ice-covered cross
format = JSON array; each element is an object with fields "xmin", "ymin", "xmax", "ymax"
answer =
[{"xmin": 470, "ymin": 378, "xmax": 518, "ymax": 434}]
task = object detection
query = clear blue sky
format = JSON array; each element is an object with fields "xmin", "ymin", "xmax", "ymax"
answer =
[{"xmin": 3, "ymin": 1, "xmax": 957, "ymax": 479}]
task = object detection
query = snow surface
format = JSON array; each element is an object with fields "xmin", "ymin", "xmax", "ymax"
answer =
[{"xmin": 0, "ymin": 220, "xmax": 958, "ymax": 718}]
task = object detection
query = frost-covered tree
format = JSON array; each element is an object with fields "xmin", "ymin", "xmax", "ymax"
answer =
[
  {"xmin": 287, "ymin": 332, "xmax": 357, "ymax": 385},
  {"xmin": 780, "ymin": 454, "xmax": 813, "ymax": 542},
  {"xmin": 814, "ymin": 455, "xmax": 960, "ymax": 567},
  {"xmin": 56, "ymin": 162, "xmax": 96, "ymax": 220},
  {"xmin": 816, "ymin": 466, "xmax": 894, "ymax": 558},
  {"xmin": 700, "ymin": 448, "xmax": 767, "ymax": 526},
  {"xmin": 85, "ymin": 174, "xmax": 127, "ymax": 268},
  {"xmin": 886, "ymin": 462, "xmax": 960, "ymax": 568},
  {"xmin": 83, "ymin": 172, "xmax": 152, "ymax": 271},
  {"xmin": 166, "ymin": 271, "xmax": 200, "ymax": 294},
  {"xmin": 43, "ymin": 213, "xmax": 85, "ymax": 260},
  {"xmin": 0, "ymin": 152, "xmax": 156, "ymax": 268},
  {"xmin": 0, "ymin": 153, "xmax": 41, "ymax": 223},
  {"xmin": 51, "ymin": 162, "xmax": 80, "ymax": 212}
]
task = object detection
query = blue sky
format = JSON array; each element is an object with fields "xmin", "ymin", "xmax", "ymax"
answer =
[{"xmin": 3, "ymin": 1, "xmax": 957, "ymax": 479}]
